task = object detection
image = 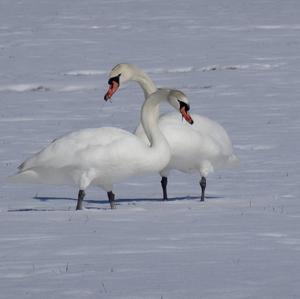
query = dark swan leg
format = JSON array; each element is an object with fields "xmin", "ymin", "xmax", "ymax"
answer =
[
  {"xmin": 76, "ymin": 189, "xmax": 85, "ymax": 210},
  {"xmin": 107, "ymin": 191, "xmax": 116, "ymax": 209},
  {"xmin": 200, "ymin": 177, "xmax": 206, "ymax": 202},
  {"xmin": 161, "ymin": 176, "xmax": 168, "ymax": 200}
]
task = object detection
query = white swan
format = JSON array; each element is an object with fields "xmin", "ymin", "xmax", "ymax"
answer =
[
  {"xmin": 9, "ymin": 88, "xmax": 193, "ymax": 210},
  {"xmin": 104, "ymin": 63, "xmax": 238, "ymax": 201}
]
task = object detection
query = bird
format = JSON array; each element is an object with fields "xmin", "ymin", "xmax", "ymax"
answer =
[
  {"xmin": 104, "ymin": 63, "xmax": 238, "ymax": 201},
  {"xmin": 9, "ymin": 88, "xmax": 193, "ymax": 210}
]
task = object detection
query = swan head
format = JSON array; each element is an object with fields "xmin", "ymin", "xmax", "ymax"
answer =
[
  {"xmin": 167, "ymin": 89, "xmax": 194, "ymax": 125},
  {"xmin": 104, "ymin": 63, "xmax": 136, "ymax": 101}
]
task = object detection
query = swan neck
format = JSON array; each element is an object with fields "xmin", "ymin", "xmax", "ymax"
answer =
[
  {"xmin": 131, "ymin": 66, "xmax": 159, "ymax": 139},
  {"xmin": 132, "ymin": 69, "xmax": 157, "ymax": 98},
  {"xmin": 141, "ymin": 90, "xmax": 168, "ymax": 148}
]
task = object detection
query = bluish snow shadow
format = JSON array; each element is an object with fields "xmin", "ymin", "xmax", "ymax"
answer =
[
  {"xmin": 7, "ymin": 195, "xmax": 224, "ymax": 212},
  {"xmin": 34, "ymin": 194, "xmax": 223, "ymax": 204}
]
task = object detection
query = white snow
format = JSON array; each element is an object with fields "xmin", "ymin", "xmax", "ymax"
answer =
[
  {"xmin": 64, "ymin": 70, "xmax": 107, "ymax": 76},
  {"xmin": 1, "ymin": 0, "xmax": 300, "ymax": 298}
]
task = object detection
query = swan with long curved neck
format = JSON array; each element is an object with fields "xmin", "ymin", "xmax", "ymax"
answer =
[
  {"xmin": 9, "ymin": 88, "xmax": 193, "ymax": 210},
  {"xmin": 105, "ymin": 63, "xmax": 238, "ymax": 201}
]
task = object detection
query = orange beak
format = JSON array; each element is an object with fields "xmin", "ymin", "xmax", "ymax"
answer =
[
  {"xmin": 180, "ymin": 106, "xmax": 194, "ymax": 124},
  {"xmin": 104, "ymin": 81, "xmax": 119, "ymax": 101}
]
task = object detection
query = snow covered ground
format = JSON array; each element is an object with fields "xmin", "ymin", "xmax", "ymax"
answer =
[{"xmin": 1, "ymin": 0, "xmax": 300, "ymax": 298}]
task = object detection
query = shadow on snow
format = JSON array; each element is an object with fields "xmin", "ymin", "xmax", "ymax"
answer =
[
  {"xmin": 7, "ymin": 195, "xmax": 223, "ymax": 212},
  {"xmin": 33, "ymin": 194, "xmax": 223, "ymax": 204}
]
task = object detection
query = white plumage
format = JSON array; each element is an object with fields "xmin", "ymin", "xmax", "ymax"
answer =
[
  {"xmin": 136, "ymin": 112, "xmax": 238, "ymax": 177},
  {"xmin": 105, "ymin": 63, "xmax": 239, "ymax": 201},
  {"xmin": 9, "ymin": 88, "xmax": 193, "ymax": 209}
]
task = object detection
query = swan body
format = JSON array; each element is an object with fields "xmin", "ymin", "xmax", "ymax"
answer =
[
  {"xmin": 14, "ymin": 127, "xmax": 166, "ymax": 190},
  {"xmin": 10, "ymin": 88, "xmax": 193, "ymax": 209},
  {"xmin": 105, "ymin": 63, "xmax": 238, "ymax": 200},
  {"xmin": 136, "ymin": 112, "xmax": 238, "ymax": 177}
]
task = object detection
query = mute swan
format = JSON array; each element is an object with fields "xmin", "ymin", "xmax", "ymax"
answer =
[
  {"xmin": 9, "ymin": 89, "xmax": 193, "ymax": 210},
  {"xmin": 104, "ymin": 63, "xmax": 238, "ymax": 201}
]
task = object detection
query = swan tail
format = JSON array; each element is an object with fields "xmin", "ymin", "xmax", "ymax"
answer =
[{"xmin": 7, "ymin": 170, "xmax": 40, "ymax": 184}]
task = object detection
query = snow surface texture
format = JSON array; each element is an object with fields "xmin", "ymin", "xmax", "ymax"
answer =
[{"xmin": 1, "ymin": 0, "xmax": 300, "ymax": 298}]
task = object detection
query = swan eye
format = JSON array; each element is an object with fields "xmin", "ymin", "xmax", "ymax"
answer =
[
  {"xmin": 108, "ymin": 73, "xmax": 121, "ymax": 85},
  {"xmin": 178, "ymin": 100, "xmax": 190, "ymax": 112}
]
